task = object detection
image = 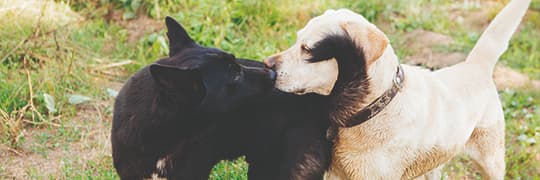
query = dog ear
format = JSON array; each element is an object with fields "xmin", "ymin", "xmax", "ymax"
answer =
[
  {"xmin": 149, "ymin": 63, "xmax": 204, "ymax": 94},
  {"xmin": 165, "ymin": 16, "xmax": 196, "ymax": 57},
  {"xmin": 340, "ymin": 22, "xmax": 388, "ymax": 65}
]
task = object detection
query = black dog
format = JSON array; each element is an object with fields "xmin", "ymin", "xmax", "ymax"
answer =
[
  {"xmin": 112, "ymin": 17, "xmax": 331, "ymax": 180},
  {"xmin": 111, "ymin": 16, "xmax": 275, "ymax": 179}
]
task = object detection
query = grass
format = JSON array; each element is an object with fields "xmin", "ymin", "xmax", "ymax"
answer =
[{"xmin": 0, "ymin": 0, "xmax": 539, "ymax": 179}]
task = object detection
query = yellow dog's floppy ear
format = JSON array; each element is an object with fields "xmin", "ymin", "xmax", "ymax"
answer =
[{"xmin": 340, "ymin": 22, "xmax": 389, "ymax": 65}]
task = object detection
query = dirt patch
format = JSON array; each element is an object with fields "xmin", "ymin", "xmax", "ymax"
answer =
[
  {"xmin": 446, "ymin": 1, "xmax": 502, "ymax": 32},
  {"xmin": 494, "ymin": 65, "xmax": 540, "ymax": 90},
  {"xmin": 0, "ymin": 85, "xmax": 120, "ymax": 178},
  {"xmin": 402, "ymin": 29, "xmax": 455, "ymax": 51},
  {"xmin": 124, "ymin": 15, "xmax": 163, "ymax": 43},
  {"xmin": 401, "ymin": 29, "xmax": 540, "ymax": 90},
  {"xmin": 0, "ymin": 109, "xmax": 111, "ymax": 178},
  {"xmin": 402, "ymin": 29, "xmax": 464, "ymax": 69},
  {"xmin": 107, "ymin": 10, "xmax": 163, "ymax": 43}
]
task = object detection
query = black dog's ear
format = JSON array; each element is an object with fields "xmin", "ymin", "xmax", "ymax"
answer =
[
  {"xmin": 149, "ymin": 63, "xmax": 204, "ymax": 94},
  {"xmin": 165, "ymin": 16, "xmax": 195, "ymax": 56}
]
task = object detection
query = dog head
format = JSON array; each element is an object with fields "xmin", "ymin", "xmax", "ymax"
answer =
[
  {"xmin": 264, "ymin": 9, "xmax": 389, "ymax": 95},
  {"xmin": 150, "ymin": 17, "xmax": 276, "ymax": 112}
]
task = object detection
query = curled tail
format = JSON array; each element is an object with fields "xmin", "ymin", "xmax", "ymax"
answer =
[{"xmin": 465, "ymin": 0, "xmax": 531, "ymax": 72}]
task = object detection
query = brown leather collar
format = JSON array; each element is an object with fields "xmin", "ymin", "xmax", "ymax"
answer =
[
  {"xmin": 327, "ymin": 65, "xmax": 405, "ymax": 139},
  {"xmin": 342, "ymin": 64, "xmax": 405, "ymax": 127}
]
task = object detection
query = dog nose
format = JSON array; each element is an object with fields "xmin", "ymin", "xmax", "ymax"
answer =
[{"xmin": 264, "ymin": 55, "xmax": 281, "ymax": 69}]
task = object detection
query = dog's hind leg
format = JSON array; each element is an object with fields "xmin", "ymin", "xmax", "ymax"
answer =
[{"xmin": 464, "ymin": 122, "xmax": 505, "ymax": 180}]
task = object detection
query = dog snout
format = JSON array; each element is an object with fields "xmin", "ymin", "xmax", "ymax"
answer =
[
  {"xmin": 241, "ymin": 65, "xmax": 276, "ymax": 86},
  {"xmin": 264, "ymin": 55, "xmax": 281, "ymax": 70}
]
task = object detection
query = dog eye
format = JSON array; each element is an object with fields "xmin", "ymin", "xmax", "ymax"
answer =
[{"xmin": 301, "ymin": 44, "xmax": 312, "ymax": 53}]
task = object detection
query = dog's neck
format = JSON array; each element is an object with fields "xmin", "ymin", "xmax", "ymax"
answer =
[{"xmin": 329, "ymin": 46, "xmax": 400, "ymax": 126}]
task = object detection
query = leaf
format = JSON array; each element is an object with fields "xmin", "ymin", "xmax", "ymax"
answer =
[
  {"xmin": 106, "ymin": 88, "xmax": 119, "ymax": 98},
  {"xmin": 517, "ymin": 134, "xmax": 528, "ymax": 142},
  {"xmin": 130, "ymin": 0, "xmax": 142, "ymax": 11},
  {"xmin": 68, "ymin": 94, "xmax": 92, "ymax": 105},
  {"xmin": 122, "ymin": 11, "xmax": 136, "ymax": 20},
  {"xmin": 43, "ymin": 93, "xmax": 57, "ymax": 113},
  {"xmin": 147, "ymin": 33, "xmax": 158, "ymax": 42}
]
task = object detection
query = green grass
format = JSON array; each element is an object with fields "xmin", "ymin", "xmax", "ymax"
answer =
[
  {"xmin": 210, "ymin": 157, "xmax": 249, "ymax": 180},
  {"xmin": 501, "ymin": 90, "xmax": 540, "ymax": 179},
  {"xmin": 1, "ymin": 0, "xmax": 539, "ymax": 179}
]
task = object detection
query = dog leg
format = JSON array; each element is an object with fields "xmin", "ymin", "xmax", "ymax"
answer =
[
  {"xmin": 279, "ymin": 128, "xmax": 330, "ymax": 180},
  {"xmin": 465, "ymin": 123, "xmax": 505, "ymax": 180}
]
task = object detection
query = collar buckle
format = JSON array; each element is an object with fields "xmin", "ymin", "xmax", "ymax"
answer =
[{"xmin": 393, "ymin": 65, "xmax": 404, "ymax": 91}]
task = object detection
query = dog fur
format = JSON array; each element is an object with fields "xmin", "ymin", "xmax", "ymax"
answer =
[
  {"xmin": 111, "ymin": 16, "xmax": 275, "ymax": 179},
  {"xmin": 112, "ymin": 17, "xmax": 331, "ymax": 180},
  {"xmin": 265, "ymin": 0, "xmax": 530, "ymax": 179},
  {"xmin": 245, "ymin": 92, "xmax": 331, "ymax": 180}
]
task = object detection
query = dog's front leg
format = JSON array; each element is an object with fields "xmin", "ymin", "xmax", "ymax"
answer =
[{"xmin": 278, "ymin": 128, "xmax": 331, "ymax": 180}]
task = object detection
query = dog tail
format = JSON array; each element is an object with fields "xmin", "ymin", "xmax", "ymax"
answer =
[{"xmin": 465, "ymin": 0, "xmax": 530, "ymax": 72}]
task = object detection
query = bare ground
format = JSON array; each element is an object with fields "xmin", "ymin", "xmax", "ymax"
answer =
[
  {"xmin": 401, "ymin": 29, "xmax": 540, "ymax": 90},
  {"xmin": 1, "ymin": 107, "xmax": 111, "ymax": 178},
  {"xmin": 106, "ymin": 10, "xmax": 164, "ymax": 43},
  {"xmin": 0, "ymin": 83, "xmax": 120, "ymax": 179}
]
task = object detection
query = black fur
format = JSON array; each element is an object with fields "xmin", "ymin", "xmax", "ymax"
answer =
[
  {"xmin": 111, "ymin": 16, "xmax": 274, "ymax": 179},
  {"xmin": 307, "ymin": 33, "xmax": 371, "ymax": 127},
  {"xmin": 245, "ymin": 92, "xmax": 331, "ymax": 180},
  {"xmin": 111, "ymin": 17, "xmax": 331, "ymax": 180}
]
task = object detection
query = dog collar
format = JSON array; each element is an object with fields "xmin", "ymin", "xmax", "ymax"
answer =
[
  {"xmin": 345, "ymin": 64, "xmax": 404, "ymax": 127},
  {"xmin": 327, "ymin": 65, "xmax": 405, "ymax": 140}
]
